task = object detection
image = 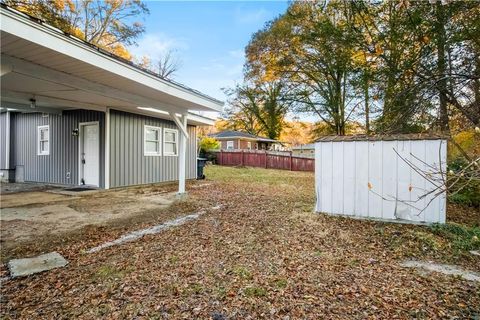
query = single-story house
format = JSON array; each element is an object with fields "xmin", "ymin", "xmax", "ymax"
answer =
[
  {"xmin": 210, "ymin": 130, "xmax": 282, "ymax": 151},
  {"xmin": 0, "ymin": 5, "xmax": 223, "ymax": 193},
  {"xmin": 291, "ymin": 143, "xmax": 315, "ymax": 157}
]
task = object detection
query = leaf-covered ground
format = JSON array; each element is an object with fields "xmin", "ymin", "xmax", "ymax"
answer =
[{"xmin": 1, "ymin": 165, "xmax": 479, "ymax": 319}]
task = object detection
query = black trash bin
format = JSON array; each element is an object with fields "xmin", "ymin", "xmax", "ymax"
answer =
[{"xmin": 197, "ymin": 158, "xmax": 207, "ymax": 180}]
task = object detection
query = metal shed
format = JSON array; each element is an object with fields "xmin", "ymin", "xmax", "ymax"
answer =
[{"xmin": 315, "ymin": 135, "xmax": 447, "ymax": 224}]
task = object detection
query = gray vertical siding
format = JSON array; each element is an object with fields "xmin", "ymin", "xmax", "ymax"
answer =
[
  {"xmin": 0, "ymin": 112, "xmax": 8, "ymax": 169},
  {"xmin": 109, "ymin": 109, "xmax": 197, "ymax": 188},
  {"xmin": 11, "ymin": 110, "xmax": 105, "ymax": 187}
]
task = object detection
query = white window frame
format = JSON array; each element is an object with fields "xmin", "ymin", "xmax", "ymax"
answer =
[
  {"xmin": 37, "ymin": 125, "xmax": 50, "ymax": 155},
  {"xmin": 163, "ymin": 128, "xmax": 179, "ymax": 156},
  {"xmin": 226, "ymin": 140, "xmax": 234, "ymax": 150},
  {"xmin": 144, "ymin": 125, "xmax": 162, "ymax": 156},
  {"xmin": 247, "ymin": 141, "xmax": 252, "ymax": 150}
]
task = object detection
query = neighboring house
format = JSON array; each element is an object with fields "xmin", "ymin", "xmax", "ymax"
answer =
[
  {"xmin": 292, "ymin": 143, "xmax": 315, "ymax": 157},
  {"xmin": 210, "ymin": 131, "xmax": 282, "ymax": 151},
  {"xmin": 0, "ymin": 5, "xmax": 223, "ymax": 193}
]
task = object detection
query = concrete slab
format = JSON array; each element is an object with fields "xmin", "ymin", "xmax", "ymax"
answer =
[
  {"xmin": 8, "ymin": 252, "xmax": 68, "ymax": 277},
  {"xmin": 400, "ymin": 260, "xmax": 480, "ymax": 282},
  {"xmin": 470, "ymin": 250, "xmax": 480, "ymax": 256},
  {"xmin": 86, "ymin": 204, "xmax": 223, "ymax": 253},
  {"xmin": 0, "ymin": 182, "xmax": 60, "ymax": 195},
  {"xmin": 87, "ymin": 210, "xmax": 206, "ymax": 253}
]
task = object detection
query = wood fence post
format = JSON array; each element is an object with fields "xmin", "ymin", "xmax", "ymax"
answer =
[
  {"xmin": 241, "ymin": 150, "xmax": 244, "ymax": 166},
  {"xmin": 289, "ymin": 151, "xmax": 293, "ymax": 171},
  {"xmin": 265, "ymin": 150, "xmax": 268, "ymax": 169},
  {"xmin": 219, "ymin": 150, "xmax": 223, "ymax": 165}
]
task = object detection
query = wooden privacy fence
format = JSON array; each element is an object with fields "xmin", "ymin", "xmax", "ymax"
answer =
[{"xmin": 216, "ymin": 150, "xmax": 314, "ymax": 172}]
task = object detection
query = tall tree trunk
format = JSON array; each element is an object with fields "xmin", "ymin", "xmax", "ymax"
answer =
[
  {"xmin": 436, "ymin": 2, "xmax": 450, "ymax": 133},
  {"xmin": 364, "ymin": 71, "xmax": 370, "ymax": 134},
  {"xmin": 341, "ymin": 70, "xmax": 347, "ymax": 135},
  {"xmin": 474, "ymin": 56, "xmax": 480, "ymax": 123}
]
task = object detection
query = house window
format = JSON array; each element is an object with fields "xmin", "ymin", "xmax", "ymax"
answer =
[
  {"xmin": 226, "ymin": 141, "xmax": 234, "ymax": 150},
  {"xmin": 37, "ymin": 125, "xmax": 49, "ymax": 155},
  {"xmin": 164, "ymin": 128, "xmax": 178, "ymax": 156},
  {"xmin": 144, "ymin": 125, "xmax": 162, "ymax": 156},
  {"xmin": 247, "ymin": 141, "xmax": 252, "ymax": 150}
]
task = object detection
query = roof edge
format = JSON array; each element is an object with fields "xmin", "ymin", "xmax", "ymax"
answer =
[
  {"xmin": 315, "ymin": 134, "xmax": 448, "ymax": 142},
  {"xmin": 0, "ymin": 4, "xmax": 224, "ymax": 108}
]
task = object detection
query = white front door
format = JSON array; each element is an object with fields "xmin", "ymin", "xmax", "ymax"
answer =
[{"xmin": 80, "ymin": 123, "xmax": 99, "ymax": 187}]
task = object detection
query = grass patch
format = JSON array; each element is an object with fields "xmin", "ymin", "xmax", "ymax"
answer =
[
  {"xmin": 231, "ymin": 266, "xmax": 253, "ymax": 280},
  {"xmin": 430, "ymin": 223, "xmax": 480, "ymax": 252},
  {"xmin": 349, "ymin": 258, "xmax": 361, "ymax": 266},
  {"xmin": 95, "ymin": 265, "xmax": 127, "ymax": 280},
  {"xmin": 244, "ymin": 286, "xmax": 267, "ymax": 297},
  {"xmin": 273, "ymin": 278, "xmax": 288, "ymax": 289},
  {"xmin": 214, "ymin": 286, "xmax": 227, "ymax": 299},
  {"xmin": 168, "ymin": 255, "xmax": 179, "ymax": 264},
  {"xmin": 205, "ymin": 165, "xmax": 313, "ymax": 186},
  {"xmin": 185, "ymin": 283, "xmax": 204, "ymax": 295},
  {"xmin": 412, "ymin": 230, "xmax": 443, "ymax": 251}
]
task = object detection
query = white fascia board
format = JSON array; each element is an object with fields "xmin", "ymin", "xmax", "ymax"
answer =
[
  {"xmin": 0, "ymin": 8, "xmax": 224, "ymax": 112},
  {"xmin": 137, "ymin": 107, "xmax": 215, "ymax": 126},
  {"xmin": 186, "ymin": 113, "xmax": 215, "ymax": 126}
]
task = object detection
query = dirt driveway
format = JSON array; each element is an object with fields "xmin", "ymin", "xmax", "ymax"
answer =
[{"xmin": 0, "ymin": 183, "xmax": 183, "ymax": 257}]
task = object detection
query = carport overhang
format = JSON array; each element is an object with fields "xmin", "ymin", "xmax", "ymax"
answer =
[{"xmin": 0, "ymin": 5, "xmax": 223, "ymax": 193}]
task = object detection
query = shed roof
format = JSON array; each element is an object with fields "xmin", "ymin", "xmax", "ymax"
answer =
[{"xmin": 316, "ymin": 133, "xmax": 447, "ymax": 142}]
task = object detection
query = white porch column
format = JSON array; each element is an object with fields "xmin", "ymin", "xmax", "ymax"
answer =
[
  {"xmin": 5, "ymin": 111, "xmax": 10, "ymax": 170},
  {"xmin": 104, "ymin": 107, "xmax": 110, "ymax": 189},
  {"xmin": 178, "ymin": 114, "xmax": 187, "ymax": 194},
  {"xmin": 170, "ymin": 112, "xmax": 189, "ymax": 195}
]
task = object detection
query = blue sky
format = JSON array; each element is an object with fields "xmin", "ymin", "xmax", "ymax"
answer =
[{"xmin": 129, "ymin": 1, "xmax": 289, "ymax": 104}]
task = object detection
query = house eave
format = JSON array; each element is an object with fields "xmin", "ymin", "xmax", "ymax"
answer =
[{"xmin": 0, "ymin": 5, "xmax": 224, "ymax": 113}]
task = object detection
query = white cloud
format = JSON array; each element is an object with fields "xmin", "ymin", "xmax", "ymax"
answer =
[
  {"xmin": 181, "ymin": 58, "xmax": 243, "ymax": 102},
  {"xmin": 234, "ymin": 6, "xmax": 269, "ymax": 24},
  {"xmin": 228, "ymin": 49, "xmax": 244, "ymax": 59},
  {"xmin": 128, "ymin": 33, "xmax": 188, "ymax": 60},
  {"xmin": 199, "ymin": 59, "xmax": 243, "ymax": 78}
]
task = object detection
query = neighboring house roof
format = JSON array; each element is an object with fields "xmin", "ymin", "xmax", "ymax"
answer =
[
  {"xmin": 210, "ymin": 131, "xmax": 279, "ymax": 143},
  {"xmin": 292, "ymin": 143, "xmax": 315, "ymax": 150},
  {"xmin": 316, "ymin": 133, "xmax": 447, "ymax": 142}
]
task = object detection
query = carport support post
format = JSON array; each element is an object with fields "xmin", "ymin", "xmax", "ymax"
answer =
[{"xmin": 170, "ymin": 112, "xmax": 189, "ymax": 195}]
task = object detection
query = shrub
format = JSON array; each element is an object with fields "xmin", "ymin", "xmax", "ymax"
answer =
[
  {"xmin": 199, "ymin": 137, "xmax": 220, "ymax": 153},
  {"xmin": 430, "ymin": 223, "xmax": 480, "ymax": 252},
  {"xmin": 447, "ymin": 157, "xmax": 480, "ymax": 207}
]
